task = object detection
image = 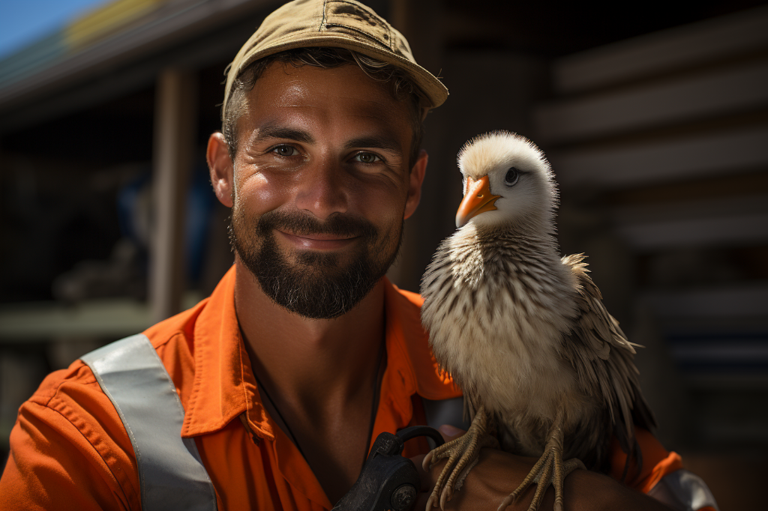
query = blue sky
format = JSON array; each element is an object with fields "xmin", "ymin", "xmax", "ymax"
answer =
[{"xmin": 0, "ymin": 0, "xmax": 110, "ymax": 60}]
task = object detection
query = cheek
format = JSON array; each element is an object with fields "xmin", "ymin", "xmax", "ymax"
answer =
[
  {"xmin": 356, "ymin": 181, "xmax": 407, "ymax": 224},
  {"xmin": 366, "ymin": 195, "xmax": 407, "ymax": 256},
  {"xmin": 234, "ymin": 170, "xmax": 294, "ymax": 217}
]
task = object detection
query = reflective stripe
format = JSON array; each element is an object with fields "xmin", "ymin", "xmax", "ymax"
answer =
[
  {"xmin": 648, "ymin": 469, "xmax": 720, "ymax": 511},
  {"xmin": 81, "ymin": 334, "xmax": 217, "ymax": 511}
]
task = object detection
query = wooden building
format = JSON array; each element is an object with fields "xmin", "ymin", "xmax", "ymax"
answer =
[{"xmin": 1, "ymin": 0, "xmax": 766, "ymax": 506}]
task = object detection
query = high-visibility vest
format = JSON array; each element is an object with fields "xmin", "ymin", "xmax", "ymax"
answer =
[
  {"xmin": 81, "ymin": 334, "xmax": 217, "ymax": 511},
  {"xmin": 82, "ymin": 335, "xmax": 718, "ymax": 511}
]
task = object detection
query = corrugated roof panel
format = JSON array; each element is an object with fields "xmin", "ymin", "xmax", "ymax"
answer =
[
  {"xmin": 0, "ymin": 0, "xmax": 271, "ymax": 115},
  {"xmin": 0, "ymin": 0, "xmax": 174, "ymax": 90},
  {"xmin": 65, "ymin": 0, "xmax": 166, "ymax": 50},
  {"xmin": 0, "ymin": 32, "xmax": 67, "ymax": 89}
]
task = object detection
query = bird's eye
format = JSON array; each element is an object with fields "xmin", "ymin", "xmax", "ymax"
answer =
[{"xmin": 505, "ymin": 167, "xmax": 520, "ymax": 186}]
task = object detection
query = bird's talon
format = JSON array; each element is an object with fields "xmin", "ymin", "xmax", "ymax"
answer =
[
  {"xmin": 423, "ymin": 407, "xmax": 494, "ymax": 511},
  {"xmin": 422, "ymin": 451, "xmax": 434, "ymax": 471},
  {"xmin": 497, "ymin": 494, "xmax": 515, "ymax": 511},
  {"xmin": 439, "ymin": 486, "xmax": 452, "ymax": 510}
]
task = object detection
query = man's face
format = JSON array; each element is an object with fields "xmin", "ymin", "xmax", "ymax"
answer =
[{"xmin": 227, "ymin": 63, "xmax": 421, "ymax": 319}]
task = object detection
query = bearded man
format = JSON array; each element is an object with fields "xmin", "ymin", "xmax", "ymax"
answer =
[{"xmin": 0, "ymin": 1, "xmax": 711, "ymax": 510}]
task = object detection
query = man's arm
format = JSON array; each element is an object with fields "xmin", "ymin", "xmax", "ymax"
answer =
[
  {"xmin": 0, "ymin": 369, "xmax": 140, "ymax": 511},
  {"xmin": 413, "ymin": 426, "xmax": 676, "ymax": 511},
  {"xmin": 415, "ymin": 447, "xmax": 675, "ymax": 511}
]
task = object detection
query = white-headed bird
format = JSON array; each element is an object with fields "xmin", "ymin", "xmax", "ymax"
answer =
[{"xmin": 420, "ymin": 131, "xmax": 655, "ymax": 511}]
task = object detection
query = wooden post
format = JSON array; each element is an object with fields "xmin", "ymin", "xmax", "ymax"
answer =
[
  {"xmin": 389, "ymin": 0, "xmax": 443, "ymax": 83},
  {"xmin": 387, "ymin": 0, "xmax": 446, "ymax": 291},
  {"xmin": 149, "ymin": 69, "xmax": 197, "ymax": 322}
]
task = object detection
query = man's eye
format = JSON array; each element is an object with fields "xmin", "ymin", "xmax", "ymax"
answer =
[
  {"xmin": 272, "ymin": 146, "xmax": 297, "ymax": 157},
  {"xmin": 354, "ymin": 152, "xmax": 381, "ymax": 164}
]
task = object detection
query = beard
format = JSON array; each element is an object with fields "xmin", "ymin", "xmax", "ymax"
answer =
[{"xmin": 230, "ymin": 208, "xmax": 402, "ymax": 319}]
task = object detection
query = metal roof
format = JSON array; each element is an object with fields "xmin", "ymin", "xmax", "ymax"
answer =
[{"xmin": 0, "ymin": 0, "xmax": 281, "ymax": 133}]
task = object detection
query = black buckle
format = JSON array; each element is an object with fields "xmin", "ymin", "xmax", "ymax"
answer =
[{"xmin": 332, "ymin": 426, "xmax": 445, "ymax": 511}]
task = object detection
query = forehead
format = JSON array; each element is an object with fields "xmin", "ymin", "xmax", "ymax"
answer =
[
  {"xmin": 238, "ymin": 62, "xmax": 413, "ymax": 143},
  {"xmin": 459, "ymin": 134, "xmax": 545, "ymax": 180}
]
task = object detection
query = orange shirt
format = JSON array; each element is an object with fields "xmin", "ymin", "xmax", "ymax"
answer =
[{"xmin": 2, "ymin": 266, "xmax": 684, "ymax": 510}]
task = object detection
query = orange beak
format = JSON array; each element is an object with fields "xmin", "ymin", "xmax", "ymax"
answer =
[{"xmin": 456, "ymin": 175, "xmax": 501, "ymax": 228}]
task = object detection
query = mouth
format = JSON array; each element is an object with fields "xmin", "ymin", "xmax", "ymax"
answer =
[{"xmin": 277, "ymin": 230, "xmax": 360, "ymax": 250}]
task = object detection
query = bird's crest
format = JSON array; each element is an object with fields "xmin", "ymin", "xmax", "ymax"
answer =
[{"xmin": 458, "ymin": 131, "xmax": 552, "ymax": 181}]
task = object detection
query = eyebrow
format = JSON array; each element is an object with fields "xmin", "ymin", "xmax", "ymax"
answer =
[
  {"xmin": 252, "ymin": 124, "xmax": 403, "ymax": 154},
  {"xmin": 344, "ymin": 135, "xmax": 402, "ymax": 153},
  {"xmin": 254, "ymin": 124, "xmax": 314, "ymax": 144}
]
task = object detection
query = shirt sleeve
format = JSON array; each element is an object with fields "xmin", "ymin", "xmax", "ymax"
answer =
[
  {"xmin": 609, "ymin": 428, "xmax": 719, "ymax": 511},
  {"xmin": 0, "ymin": 366, "xmax": 140, "ymax": 511}
]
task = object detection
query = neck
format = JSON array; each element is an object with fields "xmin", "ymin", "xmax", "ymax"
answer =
[
  {"xmin": 472, "ymin": 216, "xmax": 557, "ymax": 243},
  {"xmin": 233, "ymin": 258, "xmax": 386, "ymax": 406},
  {"xmin": 233, "ymin": 258, "xmax": 388, "ymax": 503}
]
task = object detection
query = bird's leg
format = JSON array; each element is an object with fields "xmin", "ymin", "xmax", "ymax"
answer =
[
  {"xmin": 423, "ymin": 405, "xmax": 499, "ymax": 509},
  {"xmin": 498, "ymin": 408, "xmax": 585, "ymax": 511}
]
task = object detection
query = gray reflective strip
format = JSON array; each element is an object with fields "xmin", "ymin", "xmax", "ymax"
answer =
[
  {"xmin": 648, "ymin": 469, "xmax": 720, "ymax": 511},
  {"xmin": 81, "ymin": 334, "xmax": 217, "ymax": 511},
  {"xmin": 422, "ymin": 396, "xmax": 469, "ymax": 430}
]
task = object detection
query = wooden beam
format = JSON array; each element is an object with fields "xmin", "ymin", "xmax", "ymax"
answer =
[
  {"xmin": 641, "ymin": 285, "xmax": 768, "ymax": 319},
  {"xmin": 535, "ymin": 59, "xmax": 768, "ymax": 144},
  {"xmin": 0, "ymin": 293, "xmax": 203, "ymax": 342},
  {"xmin": 149, "ymin": 68, "xmax": 197, "ymax": 322},
  {"xmin": 548, "ymin": 126, "xmax": 768, "ymax": 190},
  {"xmin": 615, "ymin": 211, "xmax": 768, "ymax": 251},
  {"xmin": 552, "ymin": 5, "xmax": 768, "ymax": 93}
]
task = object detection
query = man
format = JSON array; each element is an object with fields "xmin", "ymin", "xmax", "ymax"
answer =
[{"xmin": 0, "ymin": 1, "xmax": 715, "ymax": 510}]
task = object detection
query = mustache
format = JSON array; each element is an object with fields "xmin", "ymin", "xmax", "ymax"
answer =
[{"xmin": 256, "ymin": 210, "xmax": 378, "ymax": 240}]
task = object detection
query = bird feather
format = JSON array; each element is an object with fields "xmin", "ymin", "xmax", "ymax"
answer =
[{"xmin": 421, "ymin": 131, "xmax": 656, "ymax": 486}]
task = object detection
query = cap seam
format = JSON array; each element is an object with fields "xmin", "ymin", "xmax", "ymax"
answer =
[
  {"xmin": 323, "ymin": 22, "xmax": 392, "ymax": 51},
  {"xmin": 323, "ymin": 0, "xmax": 393, "ymax": 51},
  {"xmin": 320, "ymin": 0, "xmax": 328, "ymax": 32}
]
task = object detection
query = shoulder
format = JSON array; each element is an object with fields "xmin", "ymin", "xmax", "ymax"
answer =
[
  {"xmin": 143, "ymin": 295, "xmax": 208, "ymax": 353},
  {"xmin": 383, "ymin": 277, "xmax": 424, "ymax": 331},
  {"xmin": 389, "ymin": 281, "xmax": 425, "ymax": 308},
  {"xmin": 142, "ymin": 299, "xmax": 207, "ymax": 400},
  {"xmin": 1, "ymin": 297, "xmax": 213, "ymax": 510},
  {"xmin": 383, "ymin": 278, "xmax": 461, "ymax": 401},
  {"xmin": 2, "ymin": 358, "xmax": 141, "ymax": 509}
]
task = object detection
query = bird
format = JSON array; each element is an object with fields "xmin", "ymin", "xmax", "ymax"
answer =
[{"xmin": 419, "ymin": 131, "xmax": 655, "ymax": 511}]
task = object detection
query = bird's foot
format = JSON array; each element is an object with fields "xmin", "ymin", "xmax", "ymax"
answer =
[
  {"xmin": 497, "ymin": 433, "xmax": 585, "ymax": 511},
  {"xmin": 423, "ymin": 406, "xmax": 498, "ymax": 509}
]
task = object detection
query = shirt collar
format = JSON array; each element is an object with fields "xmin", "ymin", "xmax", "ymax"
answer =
[{"xmin": 181, "ymin": 266, "xmax": 459, "ymax": 439}]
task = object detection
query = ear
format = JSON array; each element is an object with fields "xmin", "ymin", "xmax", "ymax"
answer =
[
  {"xmin": 404, "ymin": 149, "xmax": 428, "ymax": 220},
  {"xmin": 207, "ymin": 132, "xmax": 234, "ymax": 208}
]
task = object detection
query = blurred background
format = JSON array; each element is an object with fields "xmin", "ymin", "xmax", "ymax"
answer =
[{"xmin": 0, "ymin": 0, "xmax": 766, "ymax": 507}]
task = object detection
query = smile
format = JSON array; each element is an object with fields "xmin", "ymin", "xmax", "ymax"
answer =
[{"xmin": 277, "ymin": 230, "xmax": 359, "ymax": 250}]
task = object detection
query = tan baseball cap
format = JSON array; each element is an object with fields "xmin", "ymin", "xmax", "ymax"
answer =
[{"xmin": 222, "ymin": 0, "xmax": 448, "ymax": 120}]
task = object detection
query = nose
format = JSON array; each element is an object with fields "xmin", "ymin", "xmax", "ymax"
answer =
[{"xmin": 294, "ymin": 156, "xmax": 350, "ymax": 220}]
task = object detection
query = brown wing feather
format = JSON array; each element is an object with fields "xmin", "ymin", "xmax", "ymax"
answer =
[{"xmin": 559, "ymin": 254, "xmax": 656, "ymax": 464}]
